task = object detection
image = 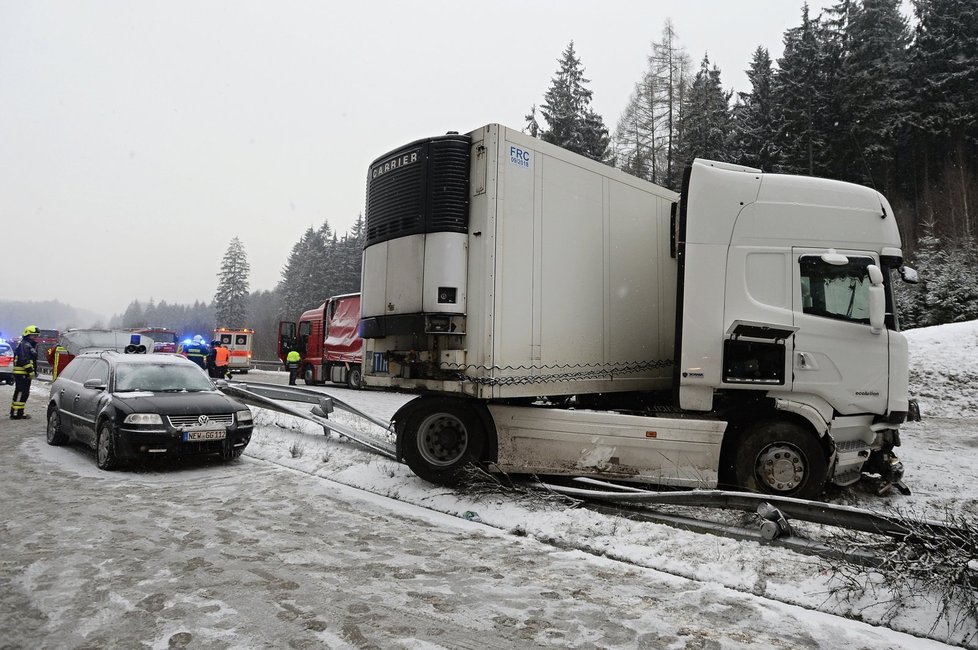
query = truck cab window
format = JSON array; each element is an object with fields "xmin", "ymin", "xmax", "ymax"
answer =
[{"xmin": 799, "ymin": 256, "xmax": 875, "ymax": 324}]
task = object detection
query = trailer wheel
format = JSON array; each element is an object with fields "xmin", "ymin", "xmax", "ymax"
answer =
[
  {"xmin": 733, "ymin": 420, "xmax": 827, "ymax": 500},
  {"xmin": 400, "ymin": 400, "xmax": 486, "ymax": 486}
]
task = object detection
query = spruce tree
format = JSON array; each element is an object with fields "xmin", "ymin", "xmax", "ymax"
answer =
[
  {"xmin": 730, "ymin": 47, "xmax": 781, "ymax": 171},
  {"xmin": 677, "ymin": 55, "xmax": 732, "ymax": 166},
  {"xmin": 840, "ymin": 0, "xmax": 911, "ymax": 190},
  {"xmin": 539, "ymin": 41, "xmax": 610, "ymax": 162},
  {"xmin": 775, "ymin": 4, "xmax": 831, "ymax": 176},
  {"xmin": 213, "ymin": 236, "xmax": 251, "ymax": 329}
]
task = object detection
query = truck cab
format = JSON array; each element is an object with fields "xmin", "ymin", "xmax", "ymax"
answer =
[{"xmin": 278, "ymin": 293, "xmax": 364, "ymax": 389}]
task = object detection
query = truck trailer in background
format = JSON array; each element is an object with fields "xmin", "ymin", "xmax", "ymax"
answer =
[
  {"xmin": 358, "ymin": 123, "xmax": 919, "ymax": 499},
  {"xmin": 278, "ymin": 293, "xmax": 363, "ymax": 389}
]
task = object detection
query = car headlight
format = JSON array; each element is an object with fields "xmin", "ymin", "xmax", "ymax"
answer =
[
  {"xmin": 124, "ymin": 413, "xmax": 163, "ymax": 425},
  {"xmin": 236, "ymin": 409, "xmax": 253, "ymax": 424}
]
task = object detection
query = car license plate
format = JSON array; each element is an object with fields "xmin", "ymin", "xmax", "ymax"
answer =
[{"xmin": 183, "ymin": 430, "xmax": 226, "ymax": 441}]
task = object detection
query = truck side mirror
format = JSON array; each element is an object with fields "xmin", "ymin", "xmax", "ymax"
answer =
[
  {"xmin": 899, "ymin": 265, "xmax": 919, "ymax": 284},
  {"xmin": 867, "ymin": 264, "xmax": 885, "ymax": 334}
]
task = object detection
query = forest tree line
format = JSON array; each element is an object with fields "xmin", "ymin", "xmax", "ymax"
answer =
[{"xmin": 109, "ymin": 0, "xmax": 975, "ymax": 353}]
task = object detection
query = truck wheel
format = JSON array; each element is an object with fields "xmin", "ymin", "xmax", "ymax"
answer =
[
  {"xmin": 346, "ymin": 366, "xmax": 362, "ymax": 390},
  {"xmin": 400, "ymin": 400, "xmax": 486, "ymax": 486},
  {"xmin": 733, "ymin": 420, "xmax": 827, "ymax": 500},
  {"xmin": 303, "ymin": 366, "xmax": 317, "ymax": 386}
]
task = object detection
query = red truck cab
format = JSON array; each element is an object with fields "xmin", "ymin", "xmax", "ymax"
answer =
[
  {"xmin": 132, "ymin": 328, "xmax": 179, "ymax": 353},
  {"xmin": 278, "ymin": 293, "xmax": 363, "ymax": 388}
]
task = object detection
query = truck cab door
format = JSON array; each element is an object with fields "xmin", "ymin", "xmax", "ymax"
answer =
[
  {"xmin": 790, "ymin": 248, "xmax": 888, "ymax": 415},
  {"xmin": 277, "ymin": 321, "xmax": 296, "ymax": 361}
]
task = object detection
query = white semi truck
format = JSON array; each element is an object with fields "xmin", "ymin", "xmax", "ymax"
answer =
[{"xmin": 359, "ymin": 123, "xmax": 919, "ymax": 499}]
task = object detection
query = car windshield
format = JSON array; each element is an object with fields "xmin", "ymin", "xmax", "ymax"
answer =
[
  {"xmin": 115, "ymin": 363, "xmax": 214, "ymax": 392},
  {"xmin": 0, "ymin": 343, "xmax": 11, "ymax": 355}
]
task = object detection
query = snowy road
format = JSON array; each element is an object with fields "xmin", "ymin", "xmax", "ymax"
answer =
[{"xmin": 0, "ymin": 380, "xmax": 960, "ymax": 649}]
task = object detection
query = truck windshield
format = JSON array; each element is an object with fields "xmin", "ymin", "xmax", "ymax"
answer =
[{"xmin": 799, "ymin": 256, "xmax": 875, "ymax": 325}]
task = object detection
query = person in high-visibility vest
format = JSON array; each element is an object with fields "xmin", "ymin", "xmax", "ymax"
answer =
[
  {"xmin": 10, "ymin": 325, "xmax": 39, "ymax": 419},
  {"xmin": 207, "ymin": 340, "xmax": 231, "ymax": 379},
  {"xmin": 47, "ymin": 344, "xmax": 68, "ymax": 380},
  {"xmin": 286, "ymin": 349, "xmax": 301, "ymax": 385}
]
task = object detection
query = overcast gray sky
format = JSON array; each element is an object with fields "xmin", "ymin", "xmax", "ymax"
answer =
[{"xmin": 0, "ymin": 0, "xmax": 910, "ymax": 319}]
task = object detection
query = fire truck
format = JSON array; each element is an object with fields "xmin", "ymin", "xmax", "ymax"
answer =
[
  {"xmin": 278, "ymin": 293, "xmax": 363, "ymax": 389},
  {"xmin": 132, "ymin": 328, "xmax": 179, "ymax": 353},
  {"xmin": 213, "ymin": 327, "xmax": 254, "ymax": 374}
]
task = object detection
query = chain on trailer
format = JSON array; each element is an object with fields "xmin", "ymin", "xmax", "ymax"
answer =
[
  {"xmin": 439, "ymin": 358, "xmax": 674, "ymax": 386},
  {"xmin": 218, "ymin": 380, "xmax": 963, "ymax": 568}
]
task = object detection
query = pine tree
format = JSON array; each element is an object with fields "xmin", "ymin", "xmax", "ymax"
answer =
[
  {"xmin": 909, "ymin": 0, "xmax": 978, "ymax": 241},
  {"xmin": 650, "ymin": 20, "xmax": 691, "ymax": 189},
  {"xmin": 213, "ymin": 236, "xmax": 251, "ymax": 329},
  {"xmin": 677, "ymin": 55, "xmax": 732, "ymax": 166},
  {"xmin": 538, "ymin": 41, "xmax": 610, "ymax": 162},
  {"xmin": 523, "ymin": 105, "xmax": 541, "ymax": 138},
  {"xmin": 730, "ymin": 47, "xmax": 781, "ymax": 171},
  {"xmin": 775, "ymin": 4, "xmax": 831, "ymax": 176},
  {"xmin": 840, "ymin": 0, "xmax": 911, "ymax": 189}
]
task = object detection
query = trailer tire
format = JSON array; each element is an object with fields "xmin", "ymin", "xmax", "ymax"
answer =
[
  {"xmin": 733, "ymin": 420, "xmax": 827, "ymax": 500},
  {"xmin": 346, "ymin": 366, "xmax": 362, "ymax": 390},
  {"xmin": 400, "ymin": 400, "xmax": 486, "ymax": 486}
]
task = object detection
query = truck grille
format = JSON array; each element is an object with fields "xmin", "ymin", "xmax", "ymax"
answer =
[{"xmin": 167, "ymin": 414, "xmax": 235, "ymax": 428}]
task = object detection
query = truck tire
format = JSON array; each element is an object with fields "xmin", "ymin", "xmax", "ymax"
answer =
[
  {"xmin": 346, "ymin": 366, "xmax": 362, "ymax": 390},
  {"xmin": 733, "ymin": 420, "xmax": 828, "ymax": 500},
  {"xmin": 400, "ymin": 399, "xmax": 486, "ymax": 486},
  {"xmin": 304, "ymin": 366, "xmax": 317, "ymax": 386}
]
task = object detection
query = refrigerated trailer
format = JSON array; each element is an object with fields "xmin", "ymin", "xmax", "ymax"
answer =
[{"xmin": 359, "ymin": 123, "xmax": 918, "ymax": 499}]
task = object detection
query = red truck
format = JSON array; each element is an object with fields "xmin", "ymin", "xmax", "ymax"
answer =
[
  {"xmin": 132, "ymin": 328, "xmax": 179, "ymax": 353},
  {"xmin": 278, "ymin": 293, "xmax": 363, "ymax": 389}
]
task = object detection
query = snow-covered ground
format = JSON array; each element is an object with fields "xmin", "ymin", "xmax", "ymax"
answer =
[{"xmin": 1, "ymin": 321, "xmax": 976, "ymax": 648}]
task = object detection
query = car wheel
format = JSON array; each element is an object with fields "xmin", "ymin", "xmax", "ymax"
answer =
[
  {"xmin": 346, "ymin": 366, "xmax": 362, "ymax": 390},
  {"xmin": 46, "ymin": 407, "xmax": 68, "ymax": 446},
  {"xmin": 733, "ymin": 420, "xmax": 828, "ymax": 500},
  {"xmin": 400, "ymin": 399, "xmax": 487, "ymax": 486},
  {"xmin": 96, "ymin": 421, "xmax": 121, "ymax": 471},
  {"xmin": 223, "ymin": 446, "xmax": 244, "ymax": 462}
]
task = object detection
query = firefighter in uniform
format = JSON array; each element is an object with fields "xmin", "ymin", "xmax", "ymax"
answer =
[
  {"xmin": 179, "ymin": 335, "xmax": 209, "ymax": 370},
  {"xmin": 10, "ymin": 325, "xmax": 40, "ymax": 419},
  {"xmin": 207, "ymin": 340, "xmax": 232, "ymax": 379}
]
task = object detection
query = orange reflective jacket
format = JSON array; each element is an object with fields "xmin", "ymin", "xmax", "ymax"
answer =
[{"xmin": 215, "ymin": 346, "xmax": 230, "ymax": 366}]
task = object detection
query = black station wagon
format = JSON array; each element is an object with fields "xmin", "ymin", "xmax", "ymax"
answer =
[{"xmin": 46, "ymin": 351, "xmax": 253, "ymax": 469}]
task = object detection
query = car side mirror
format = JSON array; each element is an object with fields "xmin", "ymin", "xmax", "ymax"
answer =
[
  {"xmin": 867, "ymin": 264, "xmax": 885, "ymax": 334},
  {"xmin": 83, "ymin": 378, "xmax": 107, "ymax": 391}
]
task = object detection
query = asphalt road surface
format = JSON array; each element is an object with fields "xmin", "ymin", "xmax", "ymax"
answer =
[{"xmin": 0, "ymin": 382, "xmax": 947, "ymax": 649}]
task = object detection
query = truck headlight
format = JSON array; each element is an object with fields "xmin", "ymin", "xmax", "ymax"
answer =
[
  {"xmin": 236, "ymin": 409, "xmax": 253, "ymax": 424},
  {"xmin": 124, "ymin": 413, "xmax": 163, "ymax": 425}
]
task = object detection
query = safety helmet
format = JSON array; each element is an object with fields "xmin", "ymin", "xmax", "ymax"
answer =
[
  {"xmin": 211, "ymin": 340, "xmax": 221, "ymax": 346},
  {"xmin": 23, "ymin": 325, "xmax": 40, "ymax": 337},
  {"xmin": 192, "ymin": 335, "xmax": 204, "ymax": 343}
]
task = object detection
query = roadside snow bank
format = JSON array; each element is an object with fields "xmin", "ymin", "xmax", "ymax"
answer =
[{"xmin": 905, "ymin": 319, "xmax": 978, "ymax": 418}]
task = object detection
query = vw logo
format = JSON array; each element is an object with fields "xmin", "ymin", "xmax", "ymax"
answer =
[{"xmin": 197, "ymin": 415, "xmax": 210, "ymax": 426}]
